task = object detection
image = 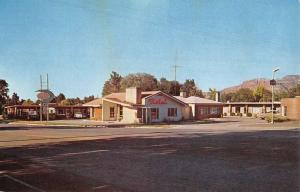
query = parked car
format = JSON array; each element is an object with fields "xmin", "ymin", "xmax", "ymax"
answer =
[{"xmin": 74, "ymin": 112, "xmax": 85, "ymax": 119}]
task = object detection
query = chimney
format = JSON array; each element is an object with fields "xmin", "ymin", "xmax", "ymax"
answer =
[
  {"xmin": 215, "ymin": 91, "xmax": 220, "ymax": 102},
  {"xmin": 126, "ymin": 87, "xmax": 141, "ymax": 104},
  {"xmin": 180, "ymin": 91, "xmax": 187, "ymax": 98}
]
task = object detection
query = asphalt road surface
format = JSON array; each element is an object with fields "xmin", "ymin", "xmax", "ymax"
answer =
[{"xmin": 0, "ymin": 118, "xmax": 299, "ymax": 192}]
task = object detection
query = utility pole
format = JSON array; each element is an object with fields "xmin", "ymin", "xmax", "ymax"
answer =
[
  {"xmin": 271, "ymin": 68, "xmax": 279, "ymax": 124},
  {"xmin": 40, "ymin": 75, "xmax": 43, "ymax": 122},
  {"xmin": 172, "ymin": 64, "xmax": 181, "ymax": 96}
]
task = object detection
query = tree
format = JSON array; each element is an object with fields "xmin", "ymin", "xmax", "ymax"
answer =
[
  {"xmin": 83, "ymin": 95, "xmax": 95, "ymax": 103},
  {"xmin": 169, "ymin": 81, "xmax": 182, "ymax": 96},
  {"xmin": 208, "ymin": 88, "xmax": 217, "ymax": 100},
  {"xmin": 120, "ymin": 73, "xmax": 158, "ymax": 92},
  {"xmin": 232, "ymin": 88, "xmax": 255, "ymax": 102},
  {"xmin": 60, "ymin": 99, "xmax": 73, "ymax": 106},
  {"xmin": 0, "ymin": 79, "xmax": 9, "ymax": 114},
  {"xmin": 253, "ymin": 85, "xmax": 272, "ymax": 102},
  {"xmin": 157, "ymin": 78, "xmax": 172, "ymax": 94},
  {"xmin": 22, "ymin": 99, "xmax": 34, "ymax": 106},
  {"xmin": 221, "ymin": 92, "xmax": 235, "ymax": 102},
  {"xmin": 54, "ymin": 93, "xmax": 66, "ymax": 104},
  {"xmin": 8, "ymin": 92, "xmax": 20, "ymax": 105},
  {"xmin": 102, "ymin": 71, "xmax": 123, "ymax": 96},
  {"xmin": 180, "ymin": 79, "xmax": 204, "ymax": 97}
]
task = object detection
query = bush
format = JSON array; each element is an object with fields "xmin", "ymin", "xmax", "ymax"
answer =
[
  {"xmin": 263, "ymin": 114, "xmax": 289, "ymax": 123},
  {"xmin": 236, "ymin": 113, "xmax": 242, "ymax": 117},
  {"xmin": 246, "ymin": 113, "xmax": 252, "ymax": 117},
  {"xmin": 230, "ymin": 112, "xmax": 235, "ymax": 116},
  {"xmin": 223, "ymin": 113, "xmax": 227, "ymax": 116}
]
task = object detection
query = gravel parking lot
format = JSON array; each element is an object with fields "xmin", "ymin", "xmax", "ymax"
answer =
[{"xmin": 0, "ymin": 117, "xmax": 299, "ymax": 192}]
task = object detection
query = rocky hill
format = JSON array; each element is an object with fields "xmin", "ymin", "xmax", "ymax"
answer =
[{"xmin": 221, "ymin": 75, "xmax": 300, "ymax": 93}]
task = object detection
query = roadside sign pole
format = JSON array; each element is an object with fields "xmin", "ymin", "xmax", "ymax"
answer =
[
  {"xmin": 46, "ymin": 103, "xmax": 49, "ymax": 121},
  {"xmin": 40, "ymin": 102, "xmax": 43, "ymax": 122}
]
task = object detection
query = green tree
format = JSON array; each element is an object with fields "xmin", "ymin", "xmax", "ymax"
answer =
[
  {"xmin": 8, "ymin": 92, "xmax": 20, "ymax": 105},
  {"xmin": 83, "ymin": 95, "xmax": 95, "ymax": 103},
  {"xmin": 54, "ymin": 93, "xmax": 66, "ymax": 104},
  {"xmin": 120, "ymin": 73, "xmax": 158, "ymax": 92},
  {"xmin": 180, "ymin": 79, "xmax": 203, "ymax": 97},
  {"xmin": 102, "ymin": 71, "xmax": 123, "ymax": 96},
  {"xmin": 157, "ymin": 78, "xmax": 172, "ymax": 94},
  {"xmin": 60, "ymin": 99, "xmax": 73, "ymax": 106},
  {"xmin": 0, "ymin": 79, "xmax": 9, "ymax": 114},
  {"xmin": 232, "ymin": 88, "xmax": 255, "ymax": 102},
  {"xmin": 208, "ymin": 88, "xmax": 217, "ymax": 100},
  {"xmin": 253, "ymin": 85, "xmax": 271, "ymax": 102},
  {"xmin": 22, "ymin": 99, "xmax": 34, "ymax": 105},
  {"xmin": 170, "ymin": 81, "xmax": 182, "ymax": 96}
]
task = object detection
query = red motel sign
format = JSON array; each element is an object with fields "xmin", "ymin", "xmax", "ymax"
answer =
[{"xmin": 149, "ymin": 98, "xmax": 168, "ymax": 105}]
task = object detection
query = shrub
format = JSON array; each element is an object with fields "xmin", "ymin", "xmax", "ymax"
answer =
[
  {"xmin": 230, "ymin": 112, "xmax": 235, "ymax": 116},
  {"xmin": 246, "ymin": 113, "xmax": 252, "ymax": 117},
  {"xmin": 263, "ymin": 114, "xmax": 289, "ymax": 123},
  {"xmin": 236, "ymin": 113, "xmax": 242, "ymax": 117},
  {"xmin": 223, "ymin": 113, "xmax": 227, "ymax": 116}
]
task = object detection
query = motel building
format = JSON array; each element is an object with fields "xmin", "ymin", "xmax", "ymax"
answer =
[
  {"xmin": 223, "ymin": 101, "xmax": 281, "ymax": 116},
  {"xmin": 281, "ymin": 96, "xmax": 300, "ymax": 120},
  {"xmin": 175, "ymin": 93, "xmax": 223, "ymax": 120},
  {"xmin": 4, "ymin": 104, "xmax": 88, "ymax": 120},
  {"xmin": 84, "ymin": 87, "xmax": 191, "ymax": 124},
  {"xmin": 84, "ymin": 87, "xmax": 225, "ymax": 123}
]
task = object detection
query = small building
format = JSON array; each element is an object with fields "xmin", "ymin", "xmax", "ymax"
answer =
[
  {"xmin": 4, "ymin": 104, "xmax": 89, "ymax": 120},
  {"xmin": 281, "ymin": 96, "xmax": 300, "ymax": 120},
  {"xmin": 223, "ymin": 102, "xmax": 281, "ymax": 116},
  {"xmin": 83, "ymin": 98, "xmax": 102, "ymax": 121},
  {"xmin": 85, "ymin": 87, "xmax": 190, "ymax": 124},
  {"xmin": 175, "ymin": 95, "xmax": 223, "ymax": 120}
]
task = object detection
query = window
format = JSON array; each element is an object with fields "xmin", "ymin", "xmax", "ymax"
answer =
[
  {"xmin": 58, "ymin": 109, "xmax": 64, "ymax": 115},
  {"xmin": 211, "ymin": 107, "xmax": 219, "ymax": 114},
  {"xmin": 110, "ymin": 107, "xmax": 115, "ymax": 118},
  {"xmin": 199, "ymin": 107, "xmax": 209, "ymax": 115},
  {"xmin": 119, "ymin": 106, "xmax": 123, "ymax": 118},
  {"xmin": 168, "ymin": 108, "xmax": 177, "ymax": 117},
  {"xmin": 151, "ymin": 108, "xmax": 159, "ymax": 119}
]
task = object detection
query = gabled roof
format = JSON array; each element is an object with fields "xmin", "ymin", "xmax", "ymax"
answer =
[
  {"xmin": 144, "ymin": 92, "xmax": 189, "ymax": 106},
  {"xmin": 175, "ymin": 96, "xmax": 223, "ymax": 105},
  {"xmin": 104, "ymin": 93, "xmax": 126, "ymax": 103},
  {"xmin": 83, "ymin": 98, "xmax": 102, "ymax": 107}
]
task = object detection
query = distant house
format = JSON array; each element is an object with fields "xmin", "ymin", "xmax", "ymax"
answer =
[
  {"xmin": 223, "ymin": 102, "xmax": 281, "ymax": 116},
  {"xmin": 175, "ymin": 94, "xmax": 223, "ymax": 120},
  {"xmin": 281, "ymin": 96, "xmax": 300, "ymax": 120}
]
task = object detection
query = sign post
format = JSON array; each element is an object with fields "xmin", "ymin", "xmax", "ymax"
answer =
[{"xmin": 37, "ymin": 90, "xmax": 54, "ymax": 122}]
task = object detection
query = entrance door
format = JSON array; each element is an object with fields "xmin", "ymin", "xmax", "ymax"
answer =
[{"xmin": 142, "ymin": 108, "xmax": 151, "ymax": 124}]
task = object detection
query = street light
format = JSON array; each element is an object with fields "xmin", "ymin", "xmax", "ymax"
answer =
[{"xmin": 271, "ymin": 68, "xmax": 279, "ymax": 124}]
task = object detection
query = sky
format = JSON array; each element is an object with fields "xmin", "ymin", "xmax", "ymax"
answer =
[{"xmin": 0, "ymin": 0, "xmax": 299, "ymax": 100}]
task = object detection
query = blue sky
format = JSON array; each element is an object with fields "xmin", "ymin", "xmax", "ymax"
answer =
[{"xmin": 0, "ymin": 0, "xmax": 299, "ymax": 100}]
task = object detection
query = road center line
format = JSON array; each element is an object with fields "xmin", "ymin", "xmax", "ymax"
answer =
[{"xmin": 3, "ymin": 174, "xmax": 46, "ymax": 192}]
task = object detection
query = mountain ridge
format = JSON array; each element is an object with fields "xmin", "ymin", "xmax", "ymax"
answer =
[{"xmin": 221, "ymin": 75, "xmax": 300, "ymax": 94}]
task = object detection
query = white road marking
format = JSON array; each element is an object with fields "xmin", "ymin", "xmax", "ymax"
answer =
[{"xmin": 3, "ymin": 174, "xmax": 46, "ymax": 192}]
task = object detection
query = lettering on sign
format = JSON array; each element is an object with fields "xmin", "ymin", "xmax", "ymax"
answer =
[
  {"xmin": 148, "ymin": 98, "xmax": 168, "ymax": 105},
  {"xmin": 37, "ymin": 92, "xmax": 51, "ymax": 100}
]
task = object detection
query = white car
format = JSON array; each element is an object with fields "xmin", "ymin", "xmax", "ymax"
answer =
[{"xmin": 74, "ymin": 112, "xmax": 83, "ymax": 119}]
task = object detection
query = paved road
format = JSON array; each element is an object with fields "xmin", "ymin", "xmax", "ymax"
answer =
[{"xmin": 0, "ymin": 118, "xmax": 299, "ymax": 192}]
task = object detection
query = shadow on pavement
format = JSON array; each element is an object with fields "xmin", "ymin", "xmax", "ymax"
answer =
[{"xmin": 0, "ymin": 129, "xmax": 299, "ymax": 192}]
